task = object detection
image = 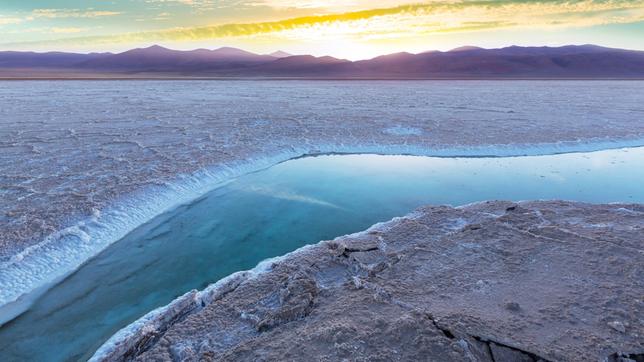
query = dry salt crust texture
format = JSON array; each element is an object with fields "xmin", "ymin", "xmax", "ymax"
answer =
[{"xmin": 1, "ymin": 81, "xmax": 644, "ymax": 352}]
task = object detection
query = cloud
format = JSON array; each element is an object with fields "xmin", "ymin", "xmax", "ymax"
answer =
[
  {"xmin": 31, "ymin": 9, "xmax": 121, "ymax": 19},
  {"xmin": 255, "ymin": 0, "xmax": 415, "ymax": 11},
  {"xmin": 0, "ymin": 17, "xmax": 23, "ymax": 26},
  {"xmin": 6, "ymin": 1, "xmax": 644, "ymax": 46},
  {"xmin": 51, "ymin": 27, "xmax": 85, "ymax": 34},
  {"xmin": 143, "ymin": 0, "xmax": 218, "ymax": 11},
  {"xmin": 144, "ymin": 0, "xmax": 212, "ymax": 4}
]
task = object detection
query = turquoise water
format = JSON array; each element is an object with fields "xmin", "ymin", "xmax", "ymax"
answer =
[{"xmin": 1, "ymin": 148, "xmax": 644, "ymax": 361}]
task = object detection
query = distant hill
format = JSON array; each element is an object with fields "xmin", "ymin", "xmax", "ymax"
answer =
[
  {"xmin": 1, "ymin": 44, "xmax": 643, "ymax": 78},
  {"xmin": 448, "ymin": 46, "xmax": 484, "ymax": 52},
  {"xmin": 268, "ymin": 50, "xmax": 292, "ymax": 58},
  {"xmin": 0, "ymin": 51, "xmax": 110, "ymax": 68},
  {"xmin": 77, "ymin": 45, "xmax": 276, "ymax": 71}
]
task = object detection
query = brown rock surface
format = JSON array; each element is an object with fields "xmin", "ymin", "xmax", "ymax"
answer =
[{"xmin": 94, "ymin": 200, "xmax": 644, "ymax": 361}]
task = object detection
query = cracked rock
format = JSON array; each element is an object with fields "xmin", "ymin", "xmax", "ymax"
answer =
[{"xmin": 608, "ymin": 321, "xmax": 626, "ymax": 333}]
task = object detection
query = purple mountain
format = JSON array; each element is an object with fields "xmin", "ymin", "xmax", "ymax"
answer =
[
  {"xmin": 77, "ymin": 45, "xmax": 276, "ymax": 71},
  {"xmin": 268, "ymin": 50, "xmax": 292, "ymax": 58},
  {"xmin": 1, "ymin": 44, "xmax": 643, "ymax": 78},
  {"xmin": 347, "ymin": 45, "xmax": 644, "ymax": 78},
  {"xmin": 0, "ymin": 51, "xmax": 110, "ymax": 68}
]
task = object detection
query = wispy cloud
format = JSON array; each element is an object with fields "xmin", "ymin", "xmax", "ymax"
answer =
[
  {"xmin": 31, "ymin": 9, "xmax": 122, "ymax": 19},
  {"xmin": 51, "ymin": 27, "xmax": 86, "ymax": 34},
  {"xmin": 143, "ymin": 0, "xmax": 219, "ymax": 11},
  {"xmin": 144, "ymin": 0, "xmax": 214, "ymax": 4},
  {"xmin": 0, "ymin": 17, "xmax": 24, "ymax": 26},
  {"xmin": 255, "ymin": 0, "xmax": 416, "ymax": 11},
  {"xmin": 3, "ymin": 1, "xmax": 644, "ymax": 47}
]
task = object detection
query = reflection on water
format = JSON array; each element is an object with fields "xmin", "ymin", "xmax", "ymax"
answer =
[{"xmin": 2, "ymin": 148, "xmax": 644, "ymax": 361}]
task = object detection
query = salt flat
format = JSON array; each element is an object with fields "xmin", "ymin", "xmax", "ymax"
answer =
[{"xmin": 1, "ymin": 80, "xmax": 644, "ymax": 320}]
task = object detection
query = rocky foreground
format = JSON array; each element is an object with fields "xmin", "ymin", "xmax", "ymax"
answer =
[{"xmin": 93, "ymin": 200, "xmax": 643, "ymax": 362}]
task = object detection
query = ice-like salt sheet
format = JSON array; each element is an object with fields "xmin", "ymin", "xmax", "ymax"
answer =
[{"xmin": 2, "ymin": 148, "xmax": 644, "ymax": 361}]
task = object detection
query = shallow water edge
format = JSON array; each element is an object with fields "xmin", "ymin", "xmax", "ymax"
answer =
[{"xmin": 89, "ymin": 217, "xmax": 400, "ymax": 361}]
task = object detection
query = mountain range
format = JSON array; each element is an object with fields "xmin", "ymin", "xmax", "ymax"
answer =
[{"xmin": 1, "ymin": 44, "xmax": 643, "ymax": 78}]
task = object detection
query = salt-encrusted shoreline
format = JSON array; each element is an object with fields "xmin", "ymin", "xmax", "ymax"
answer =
[
  {"xmin": 91, "ymin": 200, "xmax": 644, "ymax": 361},
  {"xmin": 4, "ymin": 80, "xmax": 644, "ymax": 261},
  {"xmin": 3, "ymin": 139, "xmax": 644, "ymax": 325}
]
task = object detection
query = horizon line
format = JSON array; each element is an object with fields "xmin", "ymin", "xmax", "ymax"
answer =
[{"xmin": 2, "ymin": 43, "xmax": 643, "ymax": 62}]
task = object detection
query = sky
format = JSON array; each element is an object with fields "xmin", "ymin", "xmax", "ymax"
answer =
[{"xmin": 1, "ymin": 0, "xmax": 643, "ymax": 60}]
